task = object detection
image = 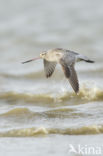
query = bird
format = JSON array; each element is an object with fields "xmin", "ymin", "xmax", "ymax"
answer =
[{"xmin": 22, "ymin": 48, "xmax": 94, "ymax": 93}]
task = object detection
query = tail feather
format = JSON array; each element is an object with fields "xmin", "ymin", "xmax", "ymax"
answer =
[
  {"xmin": 84, "ymin": 59, "xmax": 95, "ymax": 63},
  {"xmin": 78, "ymin": 54, "xmax": 95, "ymax": 63}
]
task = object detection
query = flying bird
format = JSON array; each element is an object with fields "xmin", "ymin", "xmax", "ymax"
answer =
[{"xmin": 22, "ymin": 48, "xmax": 94, "ymax": 93}]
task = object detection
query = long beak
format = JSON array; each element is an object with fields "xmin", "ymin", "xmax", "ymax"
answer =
[{"xmin": 22, "ymin": 57, "xmax": 41, "ymax": 64}]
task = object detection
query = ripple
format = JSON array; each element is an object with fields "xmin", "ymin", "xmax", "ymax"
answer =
[{"xmin": 0, "ymin": 125, "xmax": 103, "ymax": 137}]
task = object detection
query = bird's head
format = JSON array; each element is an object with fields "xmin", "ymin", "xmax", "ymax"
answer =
[
  {"xmin": 40, "ymin": 52, "xmax": 47, "ymax": 59},
  {"xmin": 22, "ymin": 51, "xmax": 47, "ymax": 64}
]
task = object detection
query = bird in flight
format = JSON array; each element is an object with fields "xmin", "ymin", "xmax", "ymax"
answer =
[{"xmin": 22, "ymin": 48, "xmax": 94, "ymax": 93}]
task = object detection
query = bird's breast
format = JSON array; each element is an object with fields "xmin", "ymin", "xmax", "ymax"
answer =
[{"xmin": 45, "ymin": 52, "xmax": 63, "ymax": 62}]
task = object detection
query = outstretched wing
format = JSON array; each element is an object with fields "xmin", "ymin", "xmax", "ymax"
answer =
[
  {"xmin": 43, "ymin": 59, "xmax": 57, "ymax": 78},
  {"xmin": 60, "ymin": 60, "xmax": 79, "ymax": 93}
]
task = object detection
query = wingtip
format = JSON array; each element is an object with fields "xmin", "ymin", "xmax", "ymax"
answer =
[
  {"xmin": 75, "ymin": 89, "xmax": 79, "ymax": 94},
  {"xmin": 76, "ymin": 90, "xmax": 79, "ymax": 95}
]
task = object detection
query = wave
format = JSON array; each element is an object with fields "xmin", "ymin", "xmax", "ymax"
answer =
[
  {"xmin": 1, "ymin": 108, "xmax": 33, "ymax": 116},
  {"xmin": 0, "ymin": 125, "xmax": 103, "ymax": 137},
  {"xmin": 0, "ymin": 107, "xmax": 87, "ymax": 122},
  {"xmin": 0, "ymin": 91, "xmax": 54, "ymax": 103},
  {"xmin": 0, "ymin": 85, "xmax": 103, "ymax": 103},
  {"xmin": 0, "ymin": 71, "xmax": 44, "ymax": 79}
]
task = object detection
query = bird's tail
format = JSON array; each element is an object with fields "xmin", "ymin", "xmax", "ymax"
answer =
[
  {"xmin": 78, "ymin": 54, "xmax": 95, "ymax": 63},
  {"xmin": 84, "ymin": 59, "xmax": 94, "ymax": 63}
]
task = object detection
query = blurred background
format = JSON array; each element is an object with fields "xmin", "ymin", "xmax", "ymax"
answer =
[
  {"xmin": 0, "ymin": 0, "xmax": 103, "ymax": 92},
  {"xmin": 0, "ymin": 0, "xmax": 103, "ymax": 156}
]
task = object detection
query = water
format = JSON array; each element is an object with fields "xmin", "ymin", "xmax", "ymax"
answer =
[{"xmin": 0, "ymin": 0, "xmax": 103, "ymax": 155}]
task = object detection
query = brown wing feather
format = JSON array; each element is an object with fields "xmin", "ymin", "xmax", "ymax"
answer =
[
  {"xmin": 61, "ymin": 63, "xmax": 79, "ymax": 93},
  {"xmin": 69, "ymin": 66, "xmax": 79, "ymax": 93},
  {"xmin": 43, "ymin": 59, "xmax": 57, "ymax": 78}
]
